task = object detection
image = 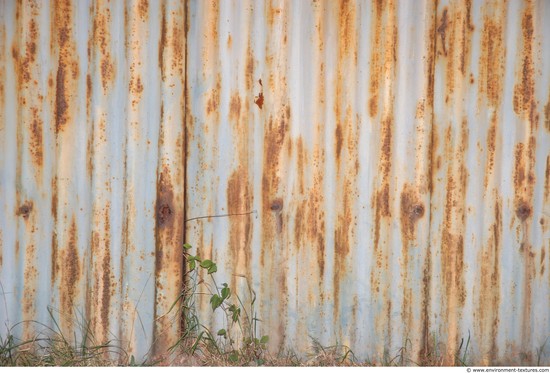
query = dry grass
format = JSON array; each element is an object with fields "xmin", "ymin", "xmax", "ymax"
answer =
[
  {"xmin": 0, "ymin": 331, "xmax": 122, "ymax": 366},
  {"xmin": 1, "ymin": 328, "xmax": 447, "ymax": 367}
]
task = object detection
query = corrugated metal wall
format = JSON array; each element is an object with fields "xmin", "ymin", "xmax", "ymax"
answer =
[
  {"xmin": 1, "ymin": 0, "xmax": 549, "ymax": 365},
  {"xmin": 0, "ymin": 0, "xmax": 185, "ymax": 360}
]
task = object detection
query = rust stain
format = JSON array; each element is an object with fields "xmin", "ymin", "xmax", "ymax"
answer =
[
  {"xmin": 335, "ymin": 124, "xmax": 343, "ymax": 160},
  {"xmin": 514, "ymin": 142, "xmax": 527, "ymax": 188},
  {"xmin": 22, "ymin": 244, "xmax": 37, "ymax": 319},
  {"xmin": 332, "ymin": 0, "xmax": 360, "ymax": 323},
  {"xmin": 484, "ymin": 113, "xmax": 498, "ymax": 190},
  {"xmin": 373, "ymin": 181, "xmax": 390, "ymax": 252},
  {"xmin": 520, "ymin": 235, "xmax": 535, "ymax": 350},
  {"xmin": 441, "ymin": 2, "xmax": 474, "ymax": 100},
  {"xmin": 206, "ymin": 75, "xmax": 221, "ymax": 115},
  {"xmin": 460, "ymin": 0, "xmax": 474, "ymax": 74},
  {"xmin": 333, "ymin": 190, "xmax": 352, "ymax": 320},
  {"xmin": 400, "ymin": 183, "xmax": 425, "ymax": 243},
  {"xmin": 138, "ymin": 0, "xmax": 149, "ymax": 21},
  {"xmin": 267, "ymin": 5, "xmax": 282, "ymax": 27},
  {"xmin": 513, "ymin": 4, "xmax": 538, "ymax": 128},
  {"xmin": 93, "ymin": 4, "xmax": 115, "ymax": 91},
  {"xmin": 541, "ymin": 248, "xmax": 546, "ymax": 277},
  {"xmin": 29, "ymin": 107, "xmax": 43, "ymax": 167},
  {"xmin": 16, "ymin": 201, "xmax": 33, "ymax": 219},
  {"xmin": 543, "ymin": 86, "xmax": 550, "ymax": 131},
  {"xmin": 400, "ymin": 182, "xmax": 425, "ymax": 342},
  {"xmin": 419, "ymin": 245, "xmax": 432, "ymax": 362},
  {"xmin": 100, "ymin": 58, "xmax": 114, "ymax": 92},
  {"xmin": 51, "ymin": 176, "xmax": 59, "ymax": 282},
  {"xmin": 227, "ymin": 166, "xmax": 253, "ymax": 283},
  {"xmin": 476, "ymin": 196, "xmax": 502, "ymax": 361},
  {"xmin": 53, "ymin": 0, "xmax": 78, "ymax": 134},
  {"xmin": 86, "ymin": 73, "xmax": 92, "ymax": 113},
  {"xmin": 437, "ymin": 8, "xmax": 449, "ymax": 56},
  {"xmin": 23, "ymin": 19, "xmax": 37, "ymax": 82},
  {"xmin": 55, "ymin": 62, "xmax": 69, "ymax": 132},
  {"xmin": 254, "ymin": 78, "xmax": 263, "ymax": 109},
  {"xmin": 101, "ymin": 208, "xmax": 111, "ymax": 338},
  {"xmin": 230, "ymin": 93, "xmax": 241, "ymax": 120},
  {"xmin": 260, "ymin": 101, "xmax": 290, "ymax": 318},
  {"xmin": 254, "ymin": 91, "xmax": 264, "ymax": 109},
  {"xmin": 245, "ymin": 42, "xmax": 254, "ymax": 91},
  {"xmin": 13, "ymin": 14, "xmax": 38, "ymax": 88},
  {"xmin": 338, "ymin": 0, "xmax": 356, "ymax": 59},
  {"xmin": 86, "ymin": 99, "xmax": 94, "ymax": 180},
  {"xmin": 368, "ymin": 0, "xmax": 394, "ymax": 118},
  {"xmin": 156, "ymin": 167, "xmax": 175, "ymax": 228},
  {"xmin": 439, "ymin": 119, "xmax": 469, "ymax": 356},
  {"xmin": 415, "ymin": 100, "xmax": 425, "ymax": 119},
  {"xmin": 478, "ymin": 4, "xmax": 506, "ymax": 108},
  {"xmin": 545, "ymin": 155, "xmax": 550, "ymax": 203},
  {"xmin": 513, "ymin": 139, "xmax": 536, "ymax": 223},
  {"xmin": 369, "ymin": 0, "xmax": 398, "ymax": 336},
  {"xmin": 159, "ymin": 4, "xmax": 167, "ymax": 80},
  {"xmin": 129, "ymin": 75, "xmax": 144, "ymax": 98},
  {"xmin": 51, "ymin": 231, "xmax": 58, "ymax": 283},
  {"xmin": 170, "ymin": 11, "xmax": 185, "ymax": 75},
  {"xmin": 226, "ymin": 33, "xmax": 232, "ymax": 48},
  {"xmin": 515, "ymin": 201, "xmax": 531, "ymax": 222},
  {"xmin": 153, "ymin": 116, "xmax": 184, "ymax": 354},
  {"xmin": 61, "ymin": 219, "xmax": 80, "ymax": 318}
]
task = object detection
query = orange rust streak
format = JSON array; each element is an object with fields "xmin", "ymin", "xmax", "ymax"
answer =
[
  {"xmin": 154, "ymin": 163, "xmax": 184, "ymax": 354},
  {"xmin": 93, "ymin": 2, "xmax": 116, "ymax": 92},
  {"xmin": 53, "ymin": 0, "xmax": 79, "ymax": 134},
  {"xmin": 227, "ymin": 167, "xmax": 253, "ymax": 284},
  {"xmin": 367, "ymin": 0, "xmax": 399, "ymax": 352},
  {"xmin": 476, "ymin": 197, "xmax": 502, "ymax": 361},
  {"xmin": 477, "ymin": 4, "xmax": 506, "ymax": 108},
  {"xmin": 60, "ymin": 219, "xmax": 81, "ymax": 331},
  {"xmin": 513, "ymin": 8, "xmax": 536, "ymax": 126}
]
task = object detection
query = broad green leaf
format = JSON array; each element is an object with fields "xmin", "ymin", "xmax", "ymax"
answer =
[
  {"xmin": 207, "ymin": 264, "xmax": 217, "ymax": 274},
  {"xmin": 260, "ymin": 336, "xmax": 269, "ymax": 344},
  {"xmin": 221, "ymin": 286, "xmax": 230, "ymax": 300},
  {"xmin": 210, "ymin": 294, "xmax": 222, "ymax": 311},
  {"xmin": 200, "ymin": 259, "xmax": 214, "ymax": 269},
  {"xmin": 183, "ymin": 243, "xmax": 192, "ymax": 250},
  {"xmin": 188, "ymin": 260, "xmax": 196, "ymax": 270},
  {"xmin": 217, "ymin": 329, "xmax": 226, "ymax": 336}
]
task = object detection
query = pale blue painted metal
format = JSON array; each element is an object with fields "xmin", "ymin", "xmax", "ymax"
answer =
[
  {"xmin": 0, "ymin": 0, "xmax": 549, "ymax": 366},
  {"xmin": 0, "ymin": 0, "xmax": 185, "ymax": 362},
  {"xmin": 185, "ymin": 0, "xmax": 550, "ymax": 365}
]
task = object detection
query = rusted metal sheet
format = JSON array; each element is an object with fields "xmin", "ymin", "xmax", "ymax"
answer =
[
  {"xmin": 185, "ymin": 0, "xmax": 550, "ymax": 365},
  {"xmin": 0, "ymin": 0, "xmax": 185, "ymax": 361},
  {"xmin": 1, "ymin": 0, "xmax": 549, "ymax": 366}
]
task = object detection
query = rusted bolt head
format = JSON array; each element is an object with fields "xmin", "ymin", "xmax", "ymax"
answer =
[
  {"xmin": 17, "ymin": 202, "xmax": 33, "ymax": 219},
  {"xmin": 516, "ymin": 203, "xmax": 531, "ymax": 221},
  {"xmin": 157, "ymin": 203, "xmax": 173, "ymax": 225},
  {"xmin": 270, "ymin": 199, "xmax": 283, "ymax": 212},
  {"xmin": 411, "ymin": 204, "xmax": 425, "ymax": 218}
]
